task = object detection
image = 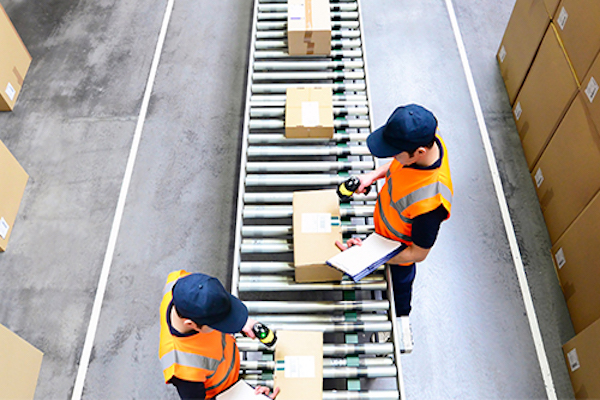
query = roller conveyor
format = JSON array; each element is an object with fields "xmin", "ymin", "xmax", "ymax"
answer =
[
  {"xmin": 232, "ymin": 0, "xmax": 405, "ymax": 398},
  {"xmin": 240, "ymin": 356, "xmax": 393, "ymax": 370}
]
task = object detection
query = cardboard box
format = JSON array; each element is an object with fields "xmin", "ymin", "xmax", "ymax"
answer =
[
  {"xmin": 544, "ymin": 0, "xmax": 561, "ymax": 17},
  {"xmin": 497, "ymin": 0, "xmax": 550, "ymax": 105},
  {"xmin": 0, "ymin": 324, "xmax": 44, "ymax": 400},
  {"xmin": 274, "ymin": 331, "xmax": 323, "ymax": 400},
  {"xmin": 287, "ymin": 0, "xmax": 331, "ymax": 56},
  {"xmin": 0, "ymin": 139, "xmax": 29, "ymax": 252},
  {"xmin": 285, "ymin": 87, "xmax": 334, "ymax": 139},
  {"xmin": 512, "ymin": 23, "xmax": 579, "ymax": 171},
  {"xmin": 531, "ymin": 93, "xmax": 600, "ymax": 243},
  {"xmin": 292, "ymin": 190, "xmax": 343, "ymax": 282},
  {"xmin": 553, "ymin": 0, "xmax": 600, "ymax": 83},
  {"xmin": 580, "ymin": 52, "xmax": 600, "ymax": 133},
  {"xmin": 0, "ymin": 3, "xmax": 32, "ymax": 111},
  {"xmin": 562, "ymin": 318, "xmax": 600, "ymax": 398},
  {"xmin": 551, "ymin": 190, "xmax": 600, "ymax": 333}
]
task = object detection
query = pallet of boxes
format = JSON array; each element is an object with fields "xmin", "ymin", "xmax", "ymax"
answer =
[{"xmin": 498, "ymin": 0, "xmax": 600, "ymax": 398}]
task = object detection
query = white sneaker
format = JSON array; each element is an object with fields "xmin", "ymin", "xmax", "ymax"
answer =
[
  {"xmin": 370, "ymin": 331, "xmax": 391, "ymax": 343},
  {"xmin": 397, "ymin": 316, "xmax": 414, "ymax": 353}
]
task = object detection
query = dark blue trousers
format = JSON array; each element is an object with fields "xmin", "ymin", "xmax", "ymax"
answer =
[{"xmin": 389, "ymin": 263, "xmax": 416, "ymax": 316}]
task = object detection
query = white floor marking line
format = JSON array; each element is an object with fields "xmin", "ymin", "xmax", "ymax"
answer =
[
  {"xmin": 70, "ymin": 0, "xmax": 175, "ymax": 398},
  {"xmin": 443, "ymin": 1, "xmax": 558, "ymax": 399}
]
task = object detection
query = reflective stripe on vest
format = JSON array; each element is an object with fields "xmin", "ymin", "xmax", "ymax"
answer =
[
  {"xmin": 377, "ymin": 198, "xmax": 413, "ymax": 242},
  {"xmin": 206, "ymin": 338, "xmax": 239, "ymax": 392},
  {"xmin": 163, "ymin": 279, "xmax": 177, "ymax": 296},
  {"xmin": 392, "ymin": 181, "xmax": 453, "ymax": 215},
  {"xmin": 160, "ymin": 348, "xmax": 221, "ymax": 373},
  {"xmin": 206, "ymin": 333, "xmax": 226, "ymax": 380}
]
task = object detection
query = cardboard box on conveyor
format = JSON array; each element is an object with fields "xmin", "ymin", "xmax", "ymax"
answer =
[
  {"xmin": 274, "ymin": 331, "xmax": 323, "ymax": 400},
  {"xmin": 292, "ymin": 189, "xmax": 344, "ymax": 282},
  {"xmin": 287, "ymin": 0, "xmax": 331, "ymax": 56},
  {"xmin": 285, "ymin": 87, "xmax": 334, "ymax": 139}
]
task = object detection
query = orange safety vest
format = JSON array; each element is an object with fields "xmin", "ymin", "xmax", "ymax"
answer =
[
  {"xmin": 374, "ymin": 134, "xmax": 453, "ymax": 248},
  {"xmin": 159, "ymin": 270, "xmax": 240, "ymax": 399}
]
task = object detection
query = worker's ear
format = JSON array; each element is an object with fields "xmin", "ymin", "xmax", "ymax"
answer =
[
  {"xmin": 183, "ymin": 319, "xmax": 201, "ymax": 332},
  {"xmin": 414, "ymin": 147, "xmax": 427, "ymax": 158}
]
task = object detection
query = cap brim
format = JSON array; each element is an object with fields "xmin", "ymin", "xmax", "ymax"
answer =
[
  {"xmin": 367, "ymin": 125, "xmax": 403, "ymax": 158},
  {"xmin": 207, "ymin": 294, "xmax": 248, "ymax": 334}
]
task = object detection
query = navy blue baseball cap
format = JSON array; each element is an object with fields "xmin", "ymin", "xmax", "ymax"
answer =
[
  {"xmin": 367, "ymin": 104, "xmax": 438, "ymax": 158},
  {"xmin": 172, "ymin": 273, "xmax": 248, "ymax": 334}
]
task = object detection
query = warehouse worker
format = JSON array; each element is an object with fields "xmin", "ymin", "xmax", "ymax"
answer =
[
  {"xmin": 159, "ymin": 270, "xmax": 280, "ymax": 399},
  {"xmin": 337, "ymin": 104, "xmax": 453, "ymax": 322}
]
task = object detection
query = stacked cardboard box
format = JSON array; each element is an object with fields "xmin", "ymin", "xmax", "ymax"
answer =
[
  {"xmin": 0, "ymin": 139, "xmax": 29, "ymax": 252},
  {"xmin": 552, "ymin": 0, "xmax": 600, "ymax": 83},
  {"xmin": 0, "ymin": 324, "xmax": 44, "ymax": 399},
  {"xmin": 0, "ymin": 3, "xmax": 32, "ymax": 111},
  {"xmin": 497, "ymin": 0, "xmax": 551, "ymax": 105},
  {"xmin": 551, "ymin": 190, "xmax": 600, "ymax": 335},
  {"xmin": 531, "ymin": 93, "xmax": 600, "ymax": 243},
  {"xmin": 512, "ymin": 23, "xmax": 578, "ymax": 171},
  {"xmin": 500, "ymin": 3, "xmax": 600, "ymax": 397},
  {"xmin": 562, "ymin": 318, "xmax": 600, "ymax": 399}
]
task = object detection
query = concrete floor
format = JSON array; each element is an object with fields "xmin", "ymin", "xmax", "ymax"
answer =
[{"xmin": 0, "ymin": 0, "xmax": 576, "ymax": 399}]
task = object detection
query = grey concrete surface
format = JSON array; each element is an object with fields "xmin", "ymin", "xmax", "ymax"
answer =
[
  {"xmin": 361, "ymin": 0, "xmax": 575, "ymax": 399},
  {"xmin": 0, "ymin": 0, "xmax": 575, "ymax": 399}
]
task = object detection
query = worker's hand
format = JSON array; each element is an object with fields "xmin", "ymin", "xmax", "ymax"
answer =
[
  {"xmin": 335, "ymin": 237, "xmax": 363, "ymax": 251},
  {"xmin": 255, "ymin": 385, "xmax": 280, "ymax": 399},
  {"xmin": 241, "ymin": 317, "xmax": 258, "ymax": 339},
  {"xmin": 355, "ymin": 172, "xmax": 376, "ymax": 194}
]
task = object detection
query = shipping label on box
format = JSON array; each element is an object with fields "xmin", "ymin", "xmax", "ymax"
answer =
[
  {"xmin": 0, "ymin": 3, "xmax": 32, "ymax": 111},
  {"xmin": 287, "ymin": 0, "xmax": 331, "ymax": 56},
  {"xmin": 292, "ymin": 190, "xmax": 343, "ymax": 282},
  {"xmin": 274, "ymin": 331, "xmax": 323, "ymax": 400},
  {"xmin": 580, "ymin": 52, "xmax": 600, "ymax": 132},
  {"xmin": 285, "ymin": 87, "xmax": 334, "ymax": 139}
]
